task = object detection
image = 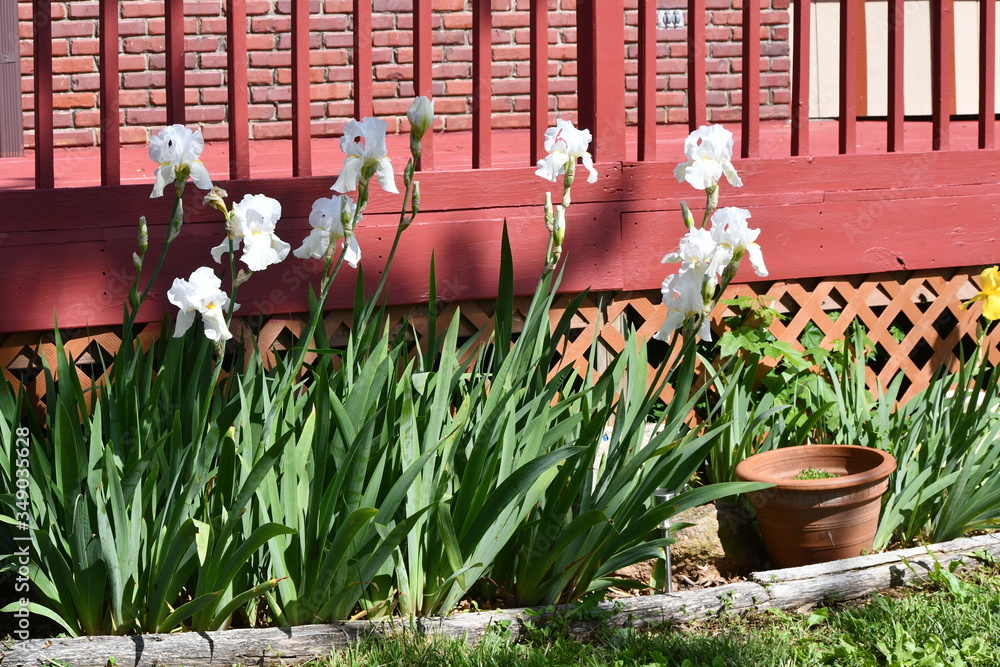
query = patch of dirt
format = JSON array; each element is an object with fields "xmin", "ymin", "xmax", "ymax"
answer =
[{"xmin": 611, "ymin": 500, "xmax": 772, "ymax": 595}]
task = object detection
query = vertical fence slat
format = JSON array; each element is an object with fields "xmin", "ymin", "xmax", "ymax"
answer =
[
  {"xmin": 791, "ymin": 0, "xmax": 810, "ymax": 155},
  {"xmin": 33, "ymin": 0, "xmax": 53, "ymax": 188},
  {"xmin": 577, "ymin": 0, "xmax": 626, "ymax": 162},
  {"xmin": 227, "ymin": 0, "xmax": 250, "ymax": 179},
  {"xmin": 688, "ymin": 0, "xmax": 707, "ymax": 129},
  {"xmin": 353, "ymin": 0, "xmax": 372, "ymax": 119},
  {"xmin": 637, "ymin": 0, "xmax": 656, "ymax": 161},
  {"xmin": 291, "ymin": 0, "xmax": 311, "ymax": 176},
  {"xmin": 165, "ymin": 0, "xmax": 185, "ymax": 125},
  {"xmin": 413, "ymin": 0, "xmax": 434, "ymax": 169},
  {"xmin": 979, "ymin": 0, "xmax": 995, "ymax": 149},
  {"xmin": 99, "ymin": 0, "xmax": 120, "ymax": 185},
  {"xmin": 838, "ymin": 0, "xmax": 857, "ymax": 154},
  {"xmin": 741, "ymin": 0, "xmax": 760, "ymax": 157},
  {"xmin": 472, "ymin": 0, "xmax": 491, "ymax": 168},
  {"xmin": 529, "ymin": 0, "xmax": 548, "ymax": 164},
  {"xmin": 887, "ymin": 0, "xmax": 904, "ymax": 151},
  {"xmin": 931, "ymin": 0, "xmax": 954, "ymax": 150}
]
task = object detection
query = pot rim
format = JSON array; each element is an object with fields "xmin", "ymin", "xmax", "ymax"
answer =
[{"xmin": 733, "ymin": 444, "xmax": 896, "ymax": 491}]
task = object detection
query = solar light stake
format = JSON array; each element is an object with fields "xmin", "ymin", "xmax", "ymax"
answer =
[{"xmin": 652, "ymin": 487, "xmax": 676, "ymax": 594}]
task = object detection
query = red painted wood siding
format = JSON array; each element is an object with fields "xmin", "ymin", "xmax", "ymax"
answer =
[
  {"xmin": 3, "ymin": 0, "xmax": 1000, "ymax": 335},
  {"xmin": 3, "ymin": 149, "xmax": 1000, "ymax": 333}
]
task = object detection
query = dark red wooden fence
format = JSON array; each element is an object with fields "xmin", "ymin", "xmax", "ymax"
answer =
[{"xmin": 3, "ymin": 0, "xmax": 1000, "ymax": 335}]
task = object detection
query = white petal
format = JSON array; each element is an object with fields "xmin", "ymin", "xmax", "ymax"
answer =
[
  {"xmin": 150, "ymin": 164, "xmax": 173, "ymax": 198},
  {"xmin": 344, "ymin": 235, "xmax": 362, "ymax": 268},
  {"xmin": 673, "ymin": 161, "xmax": 689, "ymax": 185},
  {"xmin": 241, "ymin": 235, "xmax": 282, "ymax": 271},
  {"xmin": 358, "ymin": 117, "xmax": 391, "ymax": 158},
  {"xmin": 697, "ymin": 316, "xmax": 714, "ymax": 342},
  {"xmin": 721, "ymin": 160, "xmax": 743, "ymax": 188},
  {"xmin": 332, "ymin": 156, "xmax": 363, "ymax": 193},
  {"xmin": 294, "ymin": 229, "xmax": 331, "ymax": 260},
  {"xmin": 375, "ymin": 157, "xmax": 399, "ymax": 194},
  {"xmin": 654, "ymin": 308, "xmax": 685, "ymax": 341},
  {"xmin": 747, "ymin": 244, "xmax": 768, "ymax": 277},
  {"xmin": 682, "ymin": 159, "xmax": 723, "ymax": 190},
  {"xmin": 201, "ymin": 308, "xmax": 232, "ymax": 342},
  {"xmin": 172, "ymin": 309, "xmax": 196, "ymax": 338},
  {"xmin": 188, "ymin": 160, "xmax": 213, "ymax": 191},
  {"xmin": 211, "ymin": 237, "xmax": 239, "ymax": 264},
  {"xmin": 535, "ymin": 152, "xmax": 568, "ymax": 182},
  {"xmin": 581, "ymin": 153, "xmax": 598, "ymax": 184}
]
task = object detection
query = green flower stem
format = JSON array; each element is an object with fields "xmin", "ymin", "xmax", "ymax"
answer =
[
  {"xmin": 123, "ymin": 185, "xmax": 185, "ymax": 341},
  {"xmin": 261, "ymin": 163, "xmax": 418, "ymax": 442},
  {"xmin": 350, "ymin": 156, "xmax": 420, "ymax": 317},
  {"xmin": 225, "ymin": 233, "xmax": 240, "ymax": 322}
]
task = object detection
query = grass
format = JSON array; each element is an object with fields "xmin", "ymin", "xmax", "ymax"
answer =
[{"xmin": 308, "ymin": 562, "xmax": 1000, "ymax": 666}]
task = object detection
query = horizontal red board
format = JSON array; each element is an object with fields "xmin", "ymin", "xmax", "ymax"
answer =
[{"xmin": 3, "ymin": 152, "xmax": 1000, "ymax": 333}]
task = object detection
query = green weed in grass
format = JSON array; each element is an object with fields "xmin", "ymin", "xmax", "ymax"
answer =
[{"xmin": 311, "ymin": 565, "xmax": 1000, "ymax": 667}]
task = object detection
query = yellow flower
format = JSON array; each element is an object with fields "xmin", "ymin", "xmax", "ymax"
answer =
[{"xmin": 962, "ymin": 266, "xmax": 1000, "ymax": 320}]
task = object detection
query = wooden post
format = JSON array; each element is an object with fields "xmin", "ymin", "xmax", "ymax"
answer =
[
  {"xmin": 688, "ymin": 0, "xmax": 707, "ymax": 129},
  {"xmin": 529, "ymin": 0, "xmax": 549, "ymax": 164},
  {"xmin": 227, "ymin": 0, "xmax": 250, "ymax": 179},
  {"xmin": 791, "ymin": 0, "xmax": 811, "ymax": 156},
  {"xmin": 33, "ymin": 0, "xmax": 53, "ymax": 188},
  {"xmin": 164, "ymin": 0, "xmax": 185, "ymax": 125},
  {"xmin": 99, "ymin": 0, "xmax": 120, "ymax": 185},
  {"xmin": 577, "ymin": 0, "xmax": 626, "ymax": 163},
  {"xmin": 291, "ymin": 0, "xmax": 311, "ymax": 177}
]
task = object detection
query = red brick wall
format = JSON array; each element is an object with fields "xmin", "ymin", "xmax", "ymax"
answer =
[{"xmin": 15, "ymin": 0, "xmax": 789, "ymax": 148}]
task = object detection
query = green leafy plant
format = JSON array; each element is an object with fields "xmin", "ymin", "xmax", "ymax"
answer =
[{"xmin": 793, "ymin": 468, "xmax": 839, "ymax": 480}]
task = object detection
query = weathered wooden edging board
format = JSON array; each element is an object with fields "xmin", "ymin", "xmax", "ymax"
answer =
[{"xmin": 4, "ymin": 533, "xmax": 1000, "ymax": 666}]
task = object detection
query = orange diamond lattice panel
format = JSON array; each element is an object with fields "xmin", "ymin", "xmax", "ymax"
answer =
[{"xmin": 2, "ymin": 267, "xmax": 997, "ymax": 410}]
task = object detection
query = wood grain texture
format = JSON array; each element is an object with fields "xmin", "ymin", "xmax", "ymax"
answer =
[
  {"xmin": 4, "ymin": 150, "xmax": 1000, "ymax": 333},
  {"xmin": 576, "ymin": 0, "xmax": 626, "ymax": 162},
  {"xmin": 98, "ymin": 0, "xmax": 120, "ymax": 185},
  {"xmin": 839, "ymin": 0, "xmax": 858, "ymax": 154},
  {"xmin": 887, "ymin": 0, "xmax": 904, "ymax": 152},
  {"xmin": 226, "ymin": 0, "xmax": 250, "ymax": 179},
  {"xmin": 741, "ymin": 0, "xmax": 761, "ymax": 158},
  {"xmin": 979, "ymin": 0, "xmax": 996, "ymax": 148},
  {"xmin": 6, "ymin": 535, "xmax": 999, "ymax": 666},
  {"xmin": 353, "ymin": 0, "xmax": 373, "ymax": 120},
  {"xmin": 931, "ymin": 0, "xmax": 955, "ymax": 150},
  {"xmin": 291, "ymin": 0, "xmax": 312, "ymax": 177},
  {"xmin": 637, "ymin": 0, "xmax": 657, "ymax": 161},
  {"xmin": 791, "ymin": 0, "xmax": 811, "ymax": 155},
  {"xmin": 688, "ymin": 0, "xmax": 707, "ymax": 130},
  {"xmin": 32, "ymin": 0, "xmax": 53, "ymax": 189},
  {"xmin": 528, "ymin": 0, "xmax": 548, "ymax": 165},
  {"xmin": 164, "ymin": 0, "xmax": 185, "ymax": 125}
]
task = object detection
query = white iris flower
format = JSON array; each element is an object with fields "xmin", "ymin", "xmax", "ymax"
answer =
[
  {"xmin": 167, "ymin": 266, "xmax": 235, "ymax": 342},
  {"xmin": 332, "ymin": 118, "xmax": 399, "ymax": 194},
  {"xmin": 535, "ymin": 119, "xmax": 599, "ymax": 184},
  {"xmin": 148, "ymin": 124, "xmax": 213, "ymax": 198},
  {"xmin": 673, "ymin": 124, "xmax": 743, "ymax": 191},
  {"xmin": 210, "ymin": 194, "xmax": 290, "ymax": 272},
  {"xmin": 654, "ymin": 266, "xmax": 713, "ymax": 342},
  {"xmin": 294, "ymin": 195, "xmax": 362, "ymax": 268},
  {"xmin": 710, "ymin": 207, "xmax": 768, "ymax": 277}
]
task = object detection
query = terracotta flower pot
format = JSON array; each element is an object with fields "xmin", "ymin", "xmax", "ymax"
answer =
[{"xmin": 733, "ymin": 444, "xmax": 896, "ymax": 568}]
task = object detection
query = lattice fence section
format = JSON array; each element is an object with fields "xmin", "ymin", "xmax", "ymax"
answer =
[
  {"xmin": 2, "ymin": 267, "xmax": 997, "ymax": 409},
  {"xmin": 545, "ymin": 266, "xmax": 997, "ymax": 405}
]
